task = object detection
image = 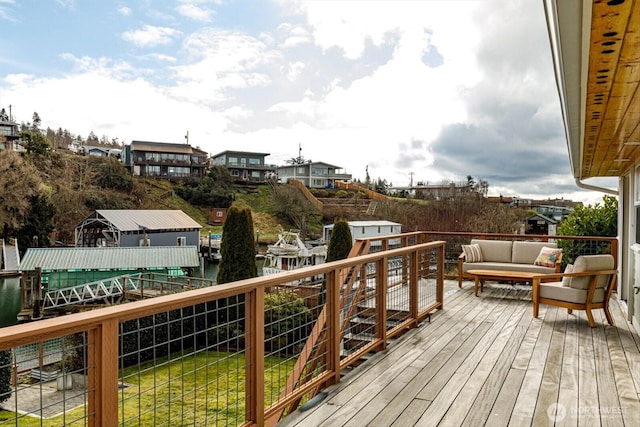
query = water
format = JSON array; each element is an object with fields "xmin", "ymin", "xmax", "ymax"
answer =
[{"xmin": 0, "ymin": 276, "xmax": 21, "ymax": 327}]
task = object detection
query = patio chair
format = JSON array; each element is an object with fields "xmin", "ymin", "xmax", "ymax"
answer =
[{"xmin": 532, "ymin": 254, "xmax": 617, "ymax": 327}]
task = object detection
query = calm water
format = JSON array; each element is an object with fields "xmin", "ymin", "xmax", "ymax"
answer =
[
  {"xmin": 0, "ymin": 259, "xmax": 263, "ymax": 327},
  {"xmin": 0, "ymin": 276, "xmax": 21, "ymax": 327}
]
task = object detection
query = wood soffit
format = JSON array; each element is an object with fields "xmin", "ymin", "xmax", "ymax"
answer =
[{"xmin": 584, "ymin": 0, "xmax": 640, "ymax": 178}]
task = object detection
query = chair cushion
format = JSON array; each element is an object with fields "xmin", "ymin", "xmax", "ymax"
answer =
[
  {"xmin": 569, "ymin": 255, "xmax": 614, "ymax": 290},
  {"xmin": 462, "ymin": 244, "xmax": 483, "ymax": 263},
  {"xmin": 562, "ymin": 264, "xmax": 573, "ymax": 287},
  {"xmin": 471, "ymin": 239, "xmax": 512, "ymax": 263},
  {"xmin": 533, "ymin": 247, "xmax": 563, "ymax": 267},
  {"xmin": 539, "ymin": 281, "xmax": 606, "ymax": 304},
  {"xmin": 512, "ymin": 241, "xmax": 557, "ymax": 264}
]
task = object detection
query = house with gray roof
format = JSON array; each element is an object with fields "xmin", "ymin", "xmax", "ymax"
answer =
[{"xmin": 75, "ymin": 209, "xmax": 202, "ymax": 248}]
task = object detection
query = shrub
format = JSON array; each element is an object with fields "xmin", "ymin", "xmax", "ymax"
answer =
[
  {"xmin": 335, "ymin": 190, "xmax": 349, "ymax": 198},
  {"xmin": 264, "ymin": 291, "xmax": 312, "ymax": 355}
]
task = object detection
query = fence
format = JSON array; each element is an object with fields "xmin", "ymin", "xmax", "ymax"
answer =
[{"xmin": 0, "ymin": 240, "xmax": 444, "ymax": 426}]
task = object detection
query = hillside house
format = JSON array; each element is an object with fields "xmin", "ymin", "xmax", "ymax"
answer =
[
  {"xmin": 75, "ymin": 209, "xmax": 202, "ymax": 248},
  {"xmin": 124, "ymin": 140, "xmax": 208, "ymax": 179},
  {"xmin": 0, "ymin": 119, "xmax": 20, "ymax": 151},
  {"xmin": 211, "ymin": 150, "xmax": 276, "ymax": 182},
  {"xmin": 277, "ymin": 161, "xmax": 352, "ymax": 188},
  {"xmin": 322, "ymin": 220, "xmax": 402, "ymax": 246}
]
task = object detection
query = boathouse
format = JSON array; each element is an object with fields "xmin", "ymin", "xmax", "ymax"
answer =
[
  {"xmin": 18, "ymin": 246, "xmax": 200, "ymax": 290},
  {"xmin": 74, "ymin": 209, "xmax": 202, "ymax": 248}
]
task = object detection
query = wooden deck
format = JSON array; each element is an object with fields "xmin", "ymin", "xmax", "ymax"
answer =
[{"xmin": 277, "ymin": 279, "xmax": 640, "ymax": 427}]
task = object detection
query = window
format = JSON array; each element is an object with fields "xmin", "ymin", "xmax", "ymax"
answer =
[
  {"xmin": 146, "ymin": 165, "xmax": 161, "ymax": 176},
  {"xmin": 249, "ymin": 158, "xmax": 261, "ymax": 165},
  {"xmin": 251, "ymin": 171, "xmax": 260, "ymax": 178},
  {"xmin": 216, "ymin": 211, "xmax": 223, "ymax": 217},
  {"xmin": 177, "ymin": 237, "xmax": 186, "ymax": 246},
  {"xmin": 231, "ymin": 170, "xmax": 239, "ymax": 176}
]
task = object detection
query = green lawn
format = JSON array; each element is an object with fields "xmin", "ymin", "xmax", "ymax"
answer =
[{"xmin": 0, "ymin": 350, "xmax": 296, "ymax": 427}]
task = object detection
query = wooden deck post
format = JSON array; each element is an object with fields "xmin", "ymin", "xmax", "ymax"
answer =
[
  {"xmin": 246, "ymin": 288, "xmax": 265, "ymax": 426},
  {"xmin": 88, "ymin": 319, "xmax": 119, "ymax": 427}
]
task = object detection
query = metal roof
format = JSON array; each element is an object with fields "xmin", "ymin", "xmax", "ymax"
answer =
[
  {"xmin": 94, "ymin": 210, "xmax": 202, "ymax": 231},
  {"xmin": 19, "ymin": 246, "xmax": 200, "ymax": 271},
  {"xmin": 130, "ymin": 141, "xmax": 196, "ymax": 154}
]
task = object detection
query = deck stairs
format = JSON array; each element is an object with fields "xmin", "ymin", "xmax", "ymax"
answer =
[
  {"xmin": 42, "ymin": 273, "xmax": 143, "ymax": 311},
  {"xmin": 365, "ymin": 200, "xmax": 378, "ymax": 216},
  {"xmin": 1, "ymin": 238, "xmax": 20, "ymax": 272},
  {"xmin": 343, "ymin": 304, "xmax": 406, "ymax": 352}
]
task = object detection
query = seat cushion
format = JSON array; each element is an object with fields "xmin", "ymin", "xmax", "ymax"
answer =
[
  {"xmin": 471, "ymin": 239, "xmax": 512, "ymax": 263},
  {"xmin": 569, "ymin": 255, "xmax": 614, "ymax": 290},
  {"xmin": 540, "ymin": 281, "xmax": 605, "ymax": 304},
  {"xmin": 462, "ymin": 262, "xmax": 555, "ymax": 274},
  {"xmin": 512, "ymin": 241, "xmax": 557, "ymax": 265}
]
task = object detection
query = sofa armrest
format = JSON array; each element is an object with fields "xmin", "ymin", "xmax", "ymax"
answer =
[
  {"xmin": 554, "ymin": 253, "xmax": 563, "ymax": 273},
  {"xmin": 457, "ymin": 252, "xmax": 466, "ymax": 288}
]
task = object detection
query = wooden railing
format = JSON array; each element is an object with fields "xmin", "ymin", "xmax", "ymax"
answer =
[
  {"xmin": 0, "ymin": 239, "xmax": 444, "ymax": 426},
  {"xmin": 288, "ymin": 179, "xmax": 324, "ymax": 211}
]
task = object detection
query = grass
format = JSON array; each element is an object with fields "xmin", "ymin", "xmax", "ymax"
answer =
[{"xmin": 0, "ymin": 350, "xmax": 296, "ymax": 427}]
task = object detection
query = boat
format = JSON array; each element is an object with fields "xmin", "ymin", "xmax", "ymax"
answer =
[{"xmin": 262, "ymin": 231, "xmax": 327, "ymax": 275}]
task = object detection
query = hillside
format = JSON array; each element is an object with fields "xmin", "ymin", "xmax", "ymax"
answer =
[
  {"xmin": 1, "ymin": 150, "xmax": 529, "ymax": 251},
  {"xmin": 0, "ymin": 151, "xmax": 319, "ymax": 246}
]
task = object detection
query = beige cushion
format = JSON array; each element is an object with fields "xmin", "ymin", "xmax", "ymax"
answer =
[
  {"xmin": 561, "ymin": 264, "xmax": 573, "ymax": 287},
  {"xmin": 569, "ymin": 255, "xmax": 614, "ymax": 290},
  {"xmin": 462, "ymin": 244, "xmax": 483, "ymax": 263},
  {"xmin": 462, "ymin": 262, "xmax": 555, "ymax": 274},
  {"xmin": 539, "ymin": 281, "xmax": 606, "ymax": 304},
  {"xmin": 471, "ymin": 239, "xmax": 512, "ymax": 263},
  {"xmin": 512, "ymin": 241, "xmax": 557, "ymax": 264}
]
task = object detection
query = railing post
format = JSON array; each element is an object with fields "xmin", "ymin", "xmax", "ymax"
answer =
[
  {"xmin": 326, "ymin": 269, "xmax": 341, "ymax": 385},
  {"xmin": 437, "ymin": 243, "xmax": 444, "ymax": 309},
  {"xmin": 88, "ymin": 319, "xmax": 119, "ymax": 427},
  {"xmin": 375, "ymin": 257, "xmax": 388, "ymax": 350},
  {"xmin": 409, "ymin": 250, "xmax": 419, "ymax": 324},
  {"xmin": 246, "ymin": 288, "xmax": 265, "ymax": 426}
]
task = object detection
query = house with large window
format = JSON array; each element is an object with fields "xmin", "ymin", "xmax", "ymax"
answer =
[
  {"xmin": 277, "ymin": 161, "xmax": 352, "ymax": 188},
  {"xmin": 0, "ymin": 119, "xmax": 20, "ymax": 151},
  {"xmin": 124, "ymin": 140, "xmax": 208, "ymax": 179},
  {"xmin": 211, "ymin": 150, "xmax": 275, "ymax": 182}
]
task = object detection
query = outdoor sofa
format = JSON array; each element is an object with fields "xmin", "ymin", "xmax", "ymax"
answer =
[{"xmin": 458, "ymin": 239, "xmax": 563, "ymax": 288}]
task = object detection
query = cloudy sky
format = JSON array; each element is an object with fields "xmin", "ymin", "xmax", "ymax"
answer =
[{"xmin": 0, "ymin": 0, "xmax": 617, "ymax": 204}]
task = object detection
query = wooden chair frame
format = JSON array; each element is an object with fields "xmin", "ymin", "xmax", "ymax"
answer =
[{"xmin": 532, "ymin": 269, "xmax": 617, "ymax": 327}]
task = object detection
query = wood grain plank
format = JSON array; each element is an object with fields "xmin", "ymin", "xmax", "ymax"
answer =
[{"xmin": 509, "ymin": 304, "xmax": 559, "ymax": 426}]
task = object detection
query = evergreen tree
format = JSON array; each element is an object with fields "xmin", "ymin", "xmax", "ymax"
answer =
[
  {"xmin": 217, "ymin": 205, "xmax": 257, "ymax": 283},
  {"xmin": 17, "ymin": 194, "xmax": 57, "ymax": 251},
  {"xmin": 327, "ymin": 218, "xmax": 352, "ymax": 262}
]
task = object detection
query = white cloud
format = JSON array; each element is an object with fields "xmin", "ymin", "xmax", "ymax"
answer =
[
  {"xmin": 117, "ymin": 6, "xmax": 132, "ymax": 16},
  {"xmin": 122, "ymin": 25, "xmax": 182, "ymax": 48},
  {"xmin": 176, "ymin": 4, "xmax": 213, "ymax": 22}
]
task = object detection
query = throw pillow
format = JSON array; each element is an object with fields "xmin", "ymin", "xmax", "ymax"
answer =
[
  {"xmin": 561, "ymin": 264, "xmax": 573, "ymax": 287},
  {"xmin": 534, "ymin": 247, "xmax": 563, "ymax": 267},
  {"xmin": 462, "ymin": 243, "xmax": 483, "ymax": 263}
]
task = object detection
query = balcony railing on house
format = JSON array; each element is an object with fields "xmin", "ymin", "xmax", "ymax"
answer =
[
  {"xmin": 0, "ymin": 232, "xmax": 617, "ymax": 426},
  {"xmin": 0, "ymin": 239, "xmax": 444, "ymax": 426}
]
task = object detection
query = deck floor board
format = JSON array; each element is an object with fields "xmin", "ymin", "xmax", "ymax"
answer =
[{"xmin": 277, "ymin": 280, "xmax": 640, "ymax": 427}]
